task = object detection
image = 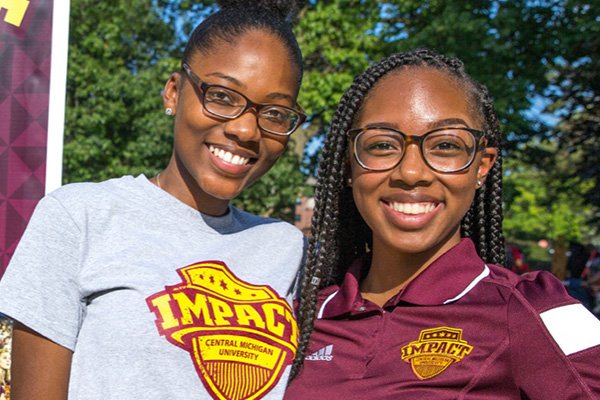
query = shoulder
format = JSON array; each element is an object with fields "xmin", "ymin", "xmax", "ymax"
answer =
[
  {"xmin": 33, "ymin": 175, "xmax": 144, "ymax": 228},
  {"xmin": 47, "ymin": 175, "xmax": 139, "ymax": 204},
  {"xmin": 486, "ymin": 266, "xmax": 600, "ymax": 357},
  {"xmin": 230, "ymin": 207, "xmax": 304, "ymax": 240},
  {"xmin": 485, "ymin": 265, "xmax": 575, "ymax": 312},
  {"xmin": 44, "ymin": 175, "xmax": 148, "ymax": 214},
  {"xmin": 496, "ymin": 267, "xmax": 600, "ymax": 394}
]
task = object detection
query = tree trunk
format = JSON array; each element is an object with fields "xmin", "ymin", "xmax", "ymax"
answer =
[{"xmin": 551, "ymin": 235, "xmax": 568, "ymax": 280}]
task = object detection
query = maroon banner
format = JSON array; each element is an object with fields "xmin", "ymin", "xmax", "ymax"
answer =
[{"xmin": 0, "ymin": 0, "xmax": 54, "ymax": 275}]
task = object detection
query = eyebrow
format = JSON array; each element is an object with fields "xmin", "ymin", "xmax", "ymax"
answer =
[
  {"xmin": 205, "ymin": 72, "xmax": 244, "ymax": 87},
  {"xmin": 204, "ymin": 72, "xmax": 295, "ymax": 103},
  {"xmin": 364, "ymin": 118, "xmax": 470, "ymax": 131},
  {"xmin": 426, "ymin": 118, "xmax": 469, "ymax": 130}
]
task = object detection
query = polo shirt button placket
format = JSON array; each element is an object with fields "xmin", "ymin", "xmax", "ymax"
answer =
[{"xmin": 362, "ymin": 307, "xmax": 386, "ymax": 370}]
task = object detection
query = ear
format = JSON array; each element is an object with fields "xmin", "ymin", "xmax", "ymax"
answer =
[
  {"xmin": 476, "ymin": 147, "xmax": 498, "ymax": 186},
  {"xmin": 163, "ymin": 72, "xmax": 181, "ymax": 115}
]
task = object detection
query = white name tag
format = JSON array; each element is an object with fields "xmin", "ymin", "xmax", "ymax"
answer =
[{"xmin": 540, "ymin": 303, "xmax": 600, "ymax": 355}]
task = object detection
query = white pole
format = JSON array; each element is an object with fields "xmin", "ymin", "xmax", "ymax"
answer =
[{"xmin": 45, "ymin": 0, "xmax": 70, "ymax": 194}]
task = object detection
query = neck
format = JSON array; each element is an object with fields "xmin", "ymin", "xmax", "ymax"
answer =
[
  {"xmin": 360, "ymin": 248, "xmax": 429, "ymax": 307},
  {"xmin": 360, "ymin": 235, "xmax": 461, "ymax": 307},
  {"xmin": 157, "ymin": 155, "xmax": 230, "ymax": 216}
]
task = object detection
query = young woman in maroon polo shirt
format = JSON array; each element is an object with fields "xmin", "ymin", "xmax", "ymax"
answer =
[{"xmin": 285, "ymin": 49, "xmax": 600, "ymax": 399}]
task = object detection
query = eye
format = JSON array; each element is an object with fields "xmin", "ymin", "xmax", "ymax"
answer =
[
  {"xmin": 432, "ymin": 140, "xmax": 463, "ymax": 151},
  {"xmin": 366, "ymin": 141, "xmax": 397, "ymax": 152},
  {"xmin": 359, "ymin": 131, "xmax": 403, "ymax": 156},
  {"xmin": 262, "ymin": 107, "xmax": 287, "ymax": 122},
  {"xmin": 204, "ymin": 87, "xmax": 237, "ymax": 106},
  {"xmin": 425, "ymin": 134, "xmax": 470, "ymax": 157}
]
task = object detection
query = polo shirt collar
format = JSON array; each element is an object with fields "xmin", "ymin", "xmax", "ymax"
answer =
[{"xmin": 319, "ymin": 238, "xmax": 488, "ymax": 319}]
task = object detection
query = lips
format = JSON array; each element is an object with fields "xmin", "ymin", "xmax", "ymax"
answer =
[
  {"xmin": 379, "ymin": 193, "xmax": 443, "ymax": 231},
  {"xmin": 206, "ymin": 143, "xmax": 258, "ymax": 177}
]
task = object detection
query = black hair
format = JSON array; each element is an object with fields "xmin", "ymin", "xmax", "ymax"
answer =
[
  {"xmin": 182, "ymin": 0, "xmax": 303, "ymax": 87},
  {"xmin": 290, "ymin": 48, "xmax": 505, "ymax": 379}
]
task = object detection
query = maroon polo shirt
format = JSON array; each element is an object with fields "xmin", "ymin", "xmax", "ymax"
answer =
[{"xmin": 285, "ymin": 239, "xmax": 600, "ymax": 399}]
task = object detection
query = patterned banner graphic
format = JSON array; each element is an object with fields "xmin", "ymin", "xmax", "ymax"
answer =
[{"xmin": 0, "ymin": 0, "xmax": 69, "ymax": 276}]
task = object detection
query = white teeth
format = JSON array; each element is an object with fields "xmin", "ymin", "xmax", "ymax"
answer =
[
  {"xmin": 389, "ymin": 202, "xmax": 436, "ymax": 215},
  {"xmin": 209, "ymin": 145, "xmax": 250, "ymax": 166}
]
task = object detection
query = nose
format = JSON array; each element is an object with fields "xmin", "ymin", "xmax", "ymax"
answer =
[
  {"xmin": 223, "ymin": 110, "xmax": 261, "ymax": 143},
  {"xmin": 389, "ymin": 143, "xmax": 434, "ymax": 186}
]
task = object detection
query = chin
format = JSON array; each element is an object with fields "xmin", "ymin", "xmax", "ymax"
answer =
[
  {"xmin": 381, "ymin": 230, "xmax": 458, "ymax": 255},
  {"xmin": 206, "ymin": 188, "xmax": 243, "ymax": 201},
  {"xmin": 197, "ymin": 175, "xmax": 246, "ymax": 199}
]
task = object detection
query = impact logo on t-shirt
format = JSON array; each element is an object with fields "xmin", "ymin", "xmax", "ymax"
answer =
[
  {"xmin": 147, "ymin": 261, "xmax": 298, "ymax": 400},
  {"xmin": 400, "ymin": 326, "xmax": 473, "ymax": 380}
]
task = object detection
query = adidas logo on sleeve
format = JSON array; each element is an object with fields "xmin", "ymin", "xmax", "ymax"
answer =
[{"xmin": 305, "ymin": 344, "xmax": 334, "ymax": 361}]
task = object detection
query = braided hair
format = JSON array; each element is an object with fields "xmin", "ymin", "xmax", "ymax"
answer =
[
  {"xmin": 290, "ymin": 48, "xmax": 505, "ymax": 379},
  {"xmin": 182, "ymin": 0, "xmax": 303, "ymax": 87}
]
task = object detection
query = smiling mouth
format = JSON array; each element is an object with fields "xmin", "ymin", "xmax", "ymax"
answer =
[
  {"xmin": 387, "ymin": 201, "xmax": 437, "ymax": 215},
  {"xmin": 208, "ymin": 145, "xmax": 253, "ymax": 166}
]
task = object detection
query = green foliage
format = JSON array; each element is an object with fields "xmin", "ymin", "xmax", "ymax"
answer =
[
  {"xmin": 503, "ymin": 145, "xmax": 597, "ymax": 244},
  {"xmin": 543, "ymin": 1, "xmax": 599, "ymax": 219},
  {"xmin": 64, "ymin": 0, "xmax": 180, "ymax": 183}
]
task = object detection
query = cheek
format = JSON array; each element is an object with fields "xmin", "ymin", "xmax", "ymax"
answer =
[
  {"xmin": 350, "ymin": 172, "xmax": 385, "ymax": 224},
  {"xmin": 442, "ymin": 174, "xmax": 478, "ymax": 215},
  {"xmin": 261, "ymin": 137, "xmax": 288, "ymax": 162},
  {"xmin": 172, "ymin": 118, "xmax": 209, "ymax": 149}
]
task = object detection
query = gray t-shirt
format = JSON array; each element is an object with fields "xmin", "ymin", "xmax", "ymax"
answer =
[{"xmin": 0, "ymin": 175, "xmax": 305, "ymax": 399}]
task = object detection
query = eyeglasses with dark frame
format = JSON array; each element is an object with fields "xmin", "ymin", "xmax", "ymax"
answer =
[
  {"xmin": 182, "ymin": 63, "xmax": 306, "ymax": 136},
  {"xmin": 349, "ymin": 126, "xmax": 488, "ymax": 173}
]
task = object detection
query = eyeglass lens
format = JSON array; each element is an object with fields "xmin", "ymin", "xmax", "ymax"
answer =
[
  {"xmin": 202, "ymin": 86, "xmax": 300, "ymax": 134},
  {"xmin": 355, "ymin": 128, "xmax": 477, "ymax": 172}
]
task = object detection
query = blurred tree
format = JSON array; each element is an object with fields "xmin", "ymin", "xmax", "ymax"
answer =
[
  {"xmin": 543, "ymin": 1, "xmax": 599, "ymax": 222},
  {"xmin": 64, "ymin": 0, "xmax": 182, "ymax": 183},
  {"xmin": 503, "ymin": 143, "xmax": 597, "ymax": 278},
  {"xmin": 503, "ymin": 1, "xmax": 600, "ymax": 273}
]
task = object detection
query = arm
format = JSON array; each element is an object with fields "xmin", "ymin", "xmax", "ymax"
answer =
[
  {"xmin": 0, "ymin": 194, "xmax": 84, "ymax": 399},
  {"xmin": 509, "ymin": 272, "xmax": 600, "ymax": 398},
  {"xmin": 11, "ymin": 322, "xmax": 72, "ymax": 400}
]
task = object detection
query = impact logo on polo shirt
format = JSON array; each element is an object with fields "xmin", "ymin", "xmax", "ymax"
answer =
[
  {"xmin": 401, "ymin": 326, "xmax": 473, "ymax": 380},
  {"xmin": 147, "ymin": 261, "xmax": 298, "ymax": 400}
]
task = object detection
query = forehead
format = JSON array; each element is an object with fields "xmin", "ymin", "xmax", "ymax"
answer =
[
  {"xmin": 190, "ymin": 30, "xmax": 300, "ymax": 95},
  {"xmin": 356, "ymin": 67, "xmax": 479, "ymax": 130}
]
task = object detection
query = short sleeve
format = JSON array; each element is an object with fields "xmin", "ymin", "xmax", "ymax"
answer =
[
  {"xmin": 0, "ymin": 194, "xmax": 84, "ymax": 350},
  {"xmin": 508, "ymin": 271, "xmax": 600, "ymax": 398},
  {"xmin": 288, "ymin": 235, "xmax": 308, "ymax": 301}
]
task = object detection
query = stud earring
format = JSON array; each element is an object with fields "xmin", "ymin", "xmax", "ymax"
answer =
[
  {"xmin": 165, "ymin": 108, "xmax": 173, "ymax": 116},
  {"xmin": 477, "ymin": 179, "xmax": 483, "ymax": 188},
  {"xmin": 347, "ymin": 178, "xmax": 353, "ymax": 186}
]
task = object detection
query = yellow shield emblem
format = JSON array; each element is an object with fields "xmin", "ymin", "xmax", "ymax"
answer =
[
  {"xmin": 401, "ymin": 326, "xmax": 472, "ymax": 380},
  {"xmin": 148, "ymin": 261, "xmax": 298, "ymax": 400}
]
